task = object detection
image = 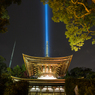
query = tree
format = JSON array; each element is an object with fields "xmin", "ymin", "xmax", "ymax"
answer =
[
  {"xmin": 12, "ymin": 65, "xmax": 22, "ymax": 77},
  {"xmin": 21, "ymin": 64, "xmax": 26, "ymax": 72},
  {"xmin": 11, "ymin": 64, "xmax": 29, "ymax": 78},
  {"xmin": 69, "ymin": 67, "xmax": 92, "ymax": 78},
  {"xmin": 41, "ymin": 0, "xmax": 95, "ymax": 51},
  {"xmin": 20, "ymin": 64, "xmax": 29, "ymax": 78},
  {"xmin": 63, "ymin": 71, "xmax": 71, "ymax": 79},
  {"xmin": 86, "ymin": 71, "xmax": 95, "ymax": 79},
  {"xmin": 70, "ymin": 67, "xmax": 83, "ymax": 78},
  {"xmin": 0, "ymin": 55, "xmax": 7, "ymax": 75},
  {"xmin": 4, "ymin": 81, "xmax": 29, "ymax": 95},
  {"xmin": 0, "ymin": 71, "xmax": 13, "ymax": 95},
  {"xmin": 0, "ymin": 0, "xmax": 21, "ymax": 33}
]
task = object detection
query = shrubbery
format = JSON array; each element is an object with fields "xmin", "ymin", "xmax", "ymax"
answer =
[
  {"xmin": 4, "ymin": 80, "xmax": 29, "ymax": 95},
  {"xmin": 0, "ymin": 73, "xmax": 29, "ymax": 95},
  {"xmin": 64, "ymin": 67, "xmax": 95, "ymax": 79},
  {"xmin": 65, "ymin": 78, "xmax": 95, "ymax": 95}
]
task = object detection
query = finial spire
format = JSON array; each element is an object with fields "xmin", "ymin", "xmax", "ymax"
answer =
[
  {"xmin": 46, "ymin": 41, "xmax": 48, "ymax": 57},
  {"xmin": 9, "ymin": 41, "xmax": 16, "ymax": 68}
]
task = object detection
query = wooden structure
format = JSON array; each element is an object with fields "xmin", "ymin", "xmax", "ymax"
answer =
[
  {"xmin": 11, "ymin": 54, "xmax": 73, "ymax": 95},
  {"xmin": 22, "ymin": 54, "xmax": 73, "ymax": 77},
  {"xmin": 11, "ymin": 76, "xmax": 66, "ymax": 95}
]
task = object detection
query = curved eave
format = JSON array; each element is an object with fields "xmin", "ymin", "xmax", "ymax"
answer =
[
  {"xmin": 22, "ymin": 53, "xmax": 73, "ymax": 60},
  {"xmin": 11, "ymin": 76, "xmax": 65, "ymax": 85}
]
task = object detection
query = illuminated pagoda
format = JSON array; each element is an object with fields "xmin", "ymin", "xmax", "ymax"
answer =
[
  {"xmin": 11, "ymin": 54, "xmax": 73, "ymax": 95},
  {"xmin": 22, "ymin": 54, "xmax": 73, "ymax": 79},
  {"xmin": 11, "ymin": 4, "xmax": 73, "ymax": 95}
]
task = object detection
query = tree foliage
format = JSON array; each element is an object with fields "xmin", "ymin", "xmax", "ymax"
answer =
[
  {"xmin": 70, "ymin": 67, "xmax": 89, "ymax": 78},
  {"xmin": 0, "ymin": 0, "xmax": 21, "ymax": 33},
  {"xmin": 0, "ymin": 73, "xmax": 29, "ymax": 95},
  {"xmin": 4, "ymin": 81, "xmax": 29, "ymax": 95},
  {"xmin": 68, "ymin": 67, "xmax": 95, "ymax": 79},
  {"xmin": 12, "ymin": 65, "xmax": 22, "ymax": 77},
  {"xmin": 0, "ymin": 55, "xmax": 7, "ymax": 75},
  {"xmin": 63, "ymin": 67, "xmax": 95, "ymax": 79},
  {"xmin": 0, "ymin": 72, "xmax": 13, "ymax": 95},
  {"xmin": 21, "ymin": 64, "xmax": 29, "ymax": 78},
  {"xmin": 11, "ymin": 64, "xmax": 29, "ymax": 78},
  {"xmin": 65, "ymin": 78, "xmax": 95, "ymax": 95},
  {"xmin": 41, "ymin": 0, "xmax": 95, "ymax": 51}
]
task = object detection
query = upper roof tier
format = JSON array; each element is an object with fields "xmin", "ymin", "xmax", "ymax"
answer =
[{"xmin": 22, "ymin": 54, "xmax": 73, "ymax": 77}]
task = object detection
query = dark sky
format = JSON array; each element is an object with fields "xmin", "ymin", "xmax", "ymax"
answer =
[{"xmin": 0, "ymin": 0, "xmax": 95, "ymax": 71}]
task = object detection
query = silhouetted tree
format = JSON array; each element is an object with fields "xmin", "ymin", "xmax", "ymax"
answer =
[
  {"xmin": 12, "ymin": 65, "xmax": 22, "ymax": 77},
  {"xmin": 0, "ymin": 72, "xmax": 13, "ymax": 95},
  {"xmin": 11, "ymin": 64, "xmax": 29, "ymax": 78},
  {"xmin": 0, "ymin": 0, "xmax": 21, "ymax": 33},
  {"xmin": 0, "ymin": 55, "xmax": 7, "ymax": 75},
  {"xmin": 3, "ymin": 80, "xmax": 29, "ymax": 95},
  {"xmin": 69, "ymin": 67, "xmax": 93, "ymax": 78}
]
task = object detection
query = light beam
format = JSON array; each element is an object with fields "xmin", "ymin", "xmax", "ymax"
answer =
[
  {"xmin": 45, "ymin": 4, "xmax": 49, "ymax": 57},
  {"xmin": 9, "ymin": 41, "xmax": 16, "ymax": 67}
]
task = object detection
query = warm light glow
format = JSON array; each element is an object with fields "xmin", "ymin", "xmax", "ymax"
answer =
[
  {"xmin": 46, "ymin": 67, "xmax": 48, "ymax": 72},
  {"xmin": 38, "ymin": 75, "xmax": 56, "ymax": 79},
  {"xmin": 29, "ymin": 86, "xmax": 65, "ymax": 92},
  {"xmin": 43, "ymin": 68, "xmax": 45, "ymax": 73},
  {"xmin": 50, "ymin": 68, "xmax": 51, "ymax": 73}
]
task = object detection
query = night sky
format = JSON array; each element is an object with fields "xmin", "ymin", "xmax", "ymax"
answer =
[{"xmin": 0, "ymin": 0, "xmax": 95, "ymax": 71}]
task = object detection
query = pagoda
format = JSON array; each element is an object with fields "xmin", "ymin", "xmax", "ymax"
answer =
[
  {"xmin": 22, "ymin": 54, "xmax": 73, "ymax": 78},
  {"xmin": 11, "ymin": 54, "xmax": 73, "ymax": 95},
  {"xmin": 11, "ymin": 4, "xmax": 73, "ymax": 95}
]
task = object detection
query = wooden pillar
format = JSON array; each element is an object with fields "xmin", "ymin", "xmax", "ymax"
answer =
[
  {"xmin": 28, "ymin": 86, "xmax": 33, "ymax": 95},
  {"xmin": 45, "ymin": 65, "xmax": 46, "ymax": 73},
  {"xmin": 41, "ymin": 65, "xmax": 43, "ymax": 72},
  {"xmin": 59, "ymin": 86, "xmax": 60, "ymax": 91},
  {"xmin": 46, "ymin": 86, "xmax": 49, "ymax": 94},
  {"xmin": 40, "ymin": 86, "xmax": 42, "ymax": 95},
  {"xmin": 53, "ymin": 88, "xmax": 55, "ymax": 95},
  {"xmin": 52, "ymin": 86, "xmax": 56, "ymax": 95},
  {"xmin": 47, "ymin": 66, "xmax": 49, "ymax": 73},
  {"xmin": 39, "ymin": 86, "xmax": 43, "ymax": 95},
  {"xmin": 64, "ymin": 86, "xmax": 66, "ymax": 95},
  {"xmin": 49, "ymin": 65, "xmax": 50, "ymax": 73},
  {"xmin": 50, "ymin": 66, "xmax": 52, "ymax": 73},
  {"xmin": 31, "ymin": 64, "xmax": 33, "ymax": 75},
  {"xmin": 40, "ymin": 88, "xmax": 42, "ymax": 95},
  {"xmin": 43, "ymin": 66, "xmax": 44, "ymax": 73},
  {"xmin": 46, "ymin": 65, "xmax": 48, "ymax": 73},
  {"xmin": 51, "ymin": 66, "xmax": 52, "ymax": 72}
]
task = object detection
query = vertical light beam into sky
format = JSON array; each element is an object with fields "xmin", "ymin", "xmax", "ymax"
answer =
[
  {"xmin": 45, "ymin": 4, "xmax": 48, "ymax": 42},
  {"xmin": 9, "ymin": 41, "xmax": 16, "ymax": 67},
  {"xmin": 45, "ymin": 4, "xmax": 49, "ymax": 57}
]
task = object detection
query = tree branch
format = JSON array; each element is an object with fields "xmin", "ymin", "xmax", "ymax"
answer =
[
  {"xmin": 74, "ymin": 11, "xmax": 91, "ymax": 18},
  {"xmin": 71, "ymin": 0, "xmax": 91, "ymax": 18},
  {"xmin": 71, "ymin": 0, "xmax": 90, "ymax": 12}
]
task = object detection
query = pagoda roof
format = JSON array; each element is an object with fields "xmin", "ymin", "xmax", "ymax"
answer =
[
  {"xmin": 22, "ymin": 54, "xmax": 73, "ymax": 63},
  {"xmin": 11, "ymin": 76, "xmax": 65, "ymax": 86},
  {"xmin": 22, "ymin": 54, "xmax": 73, "ymax": 77}
]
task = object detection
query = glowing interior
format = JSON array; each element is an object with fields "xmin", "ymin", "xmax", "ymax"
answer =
[
  {"xmin": 30, "ymin": 86, "xmax": 64, "ymax": 92},
  {"xmin": 38, "ymin": 75, "xmax": 56, "ymax": 79}
]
